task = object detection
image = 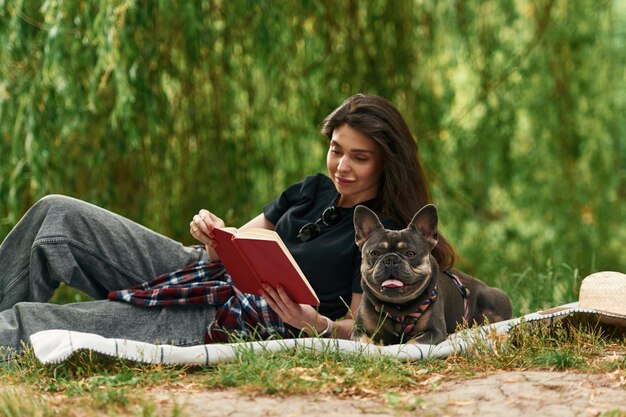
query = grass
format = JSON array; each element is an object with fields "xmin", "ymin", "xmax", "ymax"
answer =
[
  {"xmin": 495, "ymin": 261, "xmax": 582, "ymax": 316},
  {"xmin": 203, "ymin": 342, "xmax": 433, "ymax": 396},
  {"xmin": 600, "ymin": 411, "xmax": 626, "ymax": 417},
  {"xmin": 0, "ymin": 319, "xmax": 624, "ymax": 416},
  {"xmin": 0, "ymin": 350, "xmax": 188, "ymax": 416}
]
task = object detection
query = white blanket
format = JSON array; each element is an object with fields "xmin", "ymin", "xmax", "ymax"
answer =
[{"xmin": 30, "ymin": 303, "xmax": 624, "ymax": 365}]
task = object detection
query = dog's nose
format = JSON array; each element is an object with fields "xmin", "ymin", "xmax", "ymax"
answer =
[{"xmin": 383, "ymin": 255, "xmax": 400, "ymax": 266}]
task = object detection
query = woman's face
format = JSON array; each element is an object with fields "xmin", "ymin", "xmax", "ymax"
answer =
[{"xmin": 327, "ymin": 124, "xmax": 384, "ymax": 207}]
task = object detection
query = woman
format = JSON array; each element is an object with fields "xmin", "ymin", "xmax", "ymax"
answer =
[{"xmin": 0, "ymin": 94, "xmax": 456, "ymax": 353}]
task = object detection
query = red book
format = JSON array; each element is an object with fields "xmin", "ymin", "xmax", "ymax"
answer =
[{"xmin": 211, "ymin": 227, "xmax": 320, "ymax": 306}]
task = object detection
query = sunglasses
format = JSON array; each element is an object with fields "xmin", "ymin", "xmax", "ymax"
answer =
[{"xmin": 297, "ymin": 206, "xmax": 341, "ymax": 242}]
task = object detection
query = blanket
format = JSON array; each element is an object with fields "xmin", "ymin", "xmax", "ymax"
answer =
[{"xmin": 30, "ymin": 303, "xmax": 626, "ymax": 365}]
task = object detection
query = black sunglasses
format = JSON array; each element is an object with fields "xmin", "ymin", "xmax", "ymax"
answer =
[{"xmin": 297, "ymin": 206, "xmax": 341, "ymax": 242}]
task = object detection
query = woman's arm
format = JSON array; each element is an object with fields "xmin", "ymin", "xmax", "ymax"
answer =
[
  {"xmin": 303, "ymin": 293, "xmax": 360, "ymax": 339},
  {"xmin": 261, "ymin": 285, "xmax": 361, "ymax": 340},
  {"xmin": 239, "ymin": 213, "xmax": 275, "ymax": 231},
  {"xmin": 330, "ymin": 293, "xmax": 361, "ymax": 339}
]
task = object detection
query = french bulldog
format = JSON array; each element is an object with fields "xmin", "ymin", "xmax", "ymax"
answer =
[{"xmin": 352, "ymin": 204, "xmax": 512, "ymax": 345}]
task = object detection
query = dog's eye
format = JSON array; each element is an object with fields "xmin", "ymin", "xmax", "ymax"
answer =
[
  {"xmin": 370, "ymin": 249, "xmax": 381, "ymax": 257},
  {"xmin": 405, "ymin": 250, "xmax": 416, "ymax": 258}
]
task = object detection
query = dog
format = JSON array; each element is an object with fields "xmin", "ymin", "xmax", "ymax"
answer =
[{"xmin": 352, "ymin": 204, "xmax": 512, "ymax": 345}]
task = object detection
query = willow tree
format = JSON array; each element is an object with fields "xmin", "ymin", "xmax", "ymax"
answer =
[{"xmin": 1, "ymin": 0, "xmax": 623, "ymax": 311}]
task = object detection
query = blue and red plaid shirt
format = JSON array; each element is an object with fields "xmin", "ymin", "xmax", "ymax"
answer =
[{"xmin": 108, "ymin": 261, "xmax": 291, "ymax": 343}]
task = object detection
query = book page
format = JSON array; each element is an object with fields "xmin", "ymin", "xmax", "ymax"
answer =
[{"xmin": 235, "ymin": 227, "xmax": 279, "ymax": 240}]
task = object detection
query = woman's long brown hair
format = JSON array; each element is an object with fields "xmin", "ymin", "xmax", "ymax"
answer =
[{"xmin": 321, "ymin": 94, "xmax": 457, "ymax": 271}]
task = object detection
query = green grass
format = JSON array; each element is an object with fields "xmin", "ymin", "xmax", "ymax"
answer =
[
  {"xmin": 0, "ymin": 319, "xmax": 623, "ymax": 416},
  {"xmin": 600, "ymin": 410, "xmax": 626, "ymax": 417},
  {"xmin": 495, "ymin": 261, "xmax": 581, "ymax": 316},
  {"xmin": 203, "ymin": 342, "xmax": 432, "ymax": 396},
  {"xmin": 0, "ymin": 349, "xmax": 189, "ymax": 416}
]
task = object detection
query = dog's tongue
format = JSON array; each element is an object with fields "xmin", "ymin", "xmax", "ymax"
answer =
[{"xmin": 381, "ymin": 279, "xmax": 404, "ymax": 288}]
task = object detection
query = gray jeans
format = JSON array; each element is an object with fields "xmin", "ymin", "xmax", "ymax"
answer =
[{"xmin": 0, "ymin": 195, "xmax": 216, "ymax": 352}]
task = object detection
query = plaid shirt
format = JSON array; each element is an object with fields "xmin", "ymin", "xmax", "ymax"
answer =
[{"xmin": 108, "ymin": 261, "xmax": 290, "ymax": 343}]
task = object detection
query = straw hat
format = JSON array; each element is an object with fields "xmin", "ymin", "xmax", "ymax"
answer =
[
  {"xmin": 526, "ymin": 271, "xmax": 626, "ymax": 334},
  {"xmin": 578, "ymin": 271, "xmax": 626, "ymax": 316}
]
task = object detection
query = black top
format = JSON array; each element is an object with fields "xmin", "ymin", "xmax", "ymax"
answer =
[{"xmin": 263, "ymin": 173, "xmax": 400, "ymax": 320}]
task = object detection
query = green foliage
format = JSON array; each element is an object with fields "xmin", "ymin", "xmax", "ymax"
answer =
[{"xmin": 1, "ymin": 0, "xmax": 624, "ymax": 314}]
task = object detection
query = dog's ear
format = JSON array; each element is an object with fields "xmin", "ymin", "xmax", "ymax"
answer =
[
  {"xmin": 408, "ymin": 204, "xmax": 439, "ymax": 249},
  {"xmin": 354, "ymin": 205, "xmax": 384, "ymax": 248}
]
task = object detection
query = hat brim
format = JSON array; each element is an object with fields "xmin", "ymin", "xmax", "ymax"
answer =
[{"xmin": 515, "ymin": 302, "xmax": 626, "ymax": 335}]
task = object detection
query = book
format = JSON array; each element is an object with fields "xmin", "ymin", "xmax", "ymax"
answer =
[{"xmin": 211, "ymin": 227, "xmax": 320, "ymax": 306}]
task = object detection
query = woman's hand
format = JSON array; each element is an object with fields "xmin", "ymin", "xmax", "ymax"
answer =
[
  {"xmin": 260, "ymin": 284, "xmax": 329, "ymax": 334},
  {"xmin": 190, "ymin": 209, "xmax": 227, "ymax": 259}
]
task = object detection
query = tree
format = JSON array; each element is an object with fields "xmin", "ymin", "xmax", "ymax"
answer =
[{"xmin": 1, "ymin": 0, "xmax": 623, "ymax": 311}]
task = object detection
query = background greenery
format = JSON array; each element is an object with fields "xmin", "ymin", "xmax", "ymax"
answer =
[{"xmin": 1, "ymin": 0, "xmax": 624, "ymax": 314}]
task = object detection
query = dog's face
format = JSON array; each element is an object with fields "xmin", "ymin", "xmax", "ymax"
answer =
[{"xmin": 354, "ymin": 205, "xmax": 439, "ymax": 304}]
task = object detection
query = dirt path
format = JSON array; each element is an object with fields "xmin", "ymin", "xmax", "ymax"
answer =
[{"xmin": 152, "ymin": 371, "xmax": 625, "ymax": 417}]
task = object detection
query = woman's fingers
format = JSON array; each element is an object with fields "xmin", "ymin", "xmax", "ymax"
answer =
[
  {"xmin": 261, "ymin": 284, "xmax": 287, "ymax": 316},
  {"xmin": 189, "ymin": 220, "xmax": 203, "ymax": 241},
  {"xmin": 200, "ymin": 209, "xmax": 225, "ymax": 230},
  {"xmin": 190, "ymin": 218, "xmax": 210, "ymax": 243},
  {"xmin": 261, "ymin": 283, "xmax": 316, "ymax": 330},
  {"xmin": 190, "ymin": 209, "xmax": 225, "ymax": 243},
  {"xmin": 261, "ymin": 284, "xmax": 288, "ymax": 316},
  {"xmin": 274, "ymin": 285, "xmax": 299, "ymax": 311}
]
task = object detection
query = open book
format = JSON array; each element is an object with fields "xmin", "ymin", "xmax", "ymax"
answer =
[{"xmin": 211, "ymin": 227, "xmax": 320, "ymax": 306}]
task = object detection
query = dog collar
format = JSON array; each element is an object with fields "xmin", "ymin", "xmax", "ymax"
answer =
[{"xmin": 375, "ymin": 289, "xmax": 438, "ymax": 336}]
